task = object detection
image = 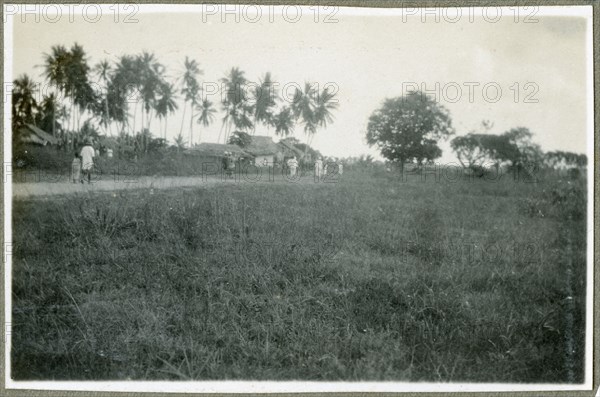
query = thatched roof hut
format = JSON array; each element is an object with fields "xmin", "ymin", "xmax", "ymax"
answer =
[
  {"xmin": 277, "ymin": 140, "xmax": 304, "ymax": 159},
  {"xmin": 184, "ymin": 143, "xmax": 246, "ymax": 157},
  {"xmin": 243, "ymin": 136, "xmax": 281, "ymax": 157},
  {"xmin": 18, "ymin": 124, "xmax": 59, "ymax": 145}
]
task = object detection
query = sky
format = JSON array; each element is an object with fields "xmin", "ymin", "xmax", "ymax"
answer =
[{"xmin": 7, "ymin": 5, "xmax": 592, "ymax": 162}]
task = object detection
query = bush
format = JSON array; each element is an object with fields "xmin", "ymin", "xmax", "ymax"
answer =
[
  {"xmin": 549, "ymin": 181, "xmax": 586, "ymax": 221},
  {"xmin": 519, "ymin": 179, "xmax": 586, "ymax": 222}
]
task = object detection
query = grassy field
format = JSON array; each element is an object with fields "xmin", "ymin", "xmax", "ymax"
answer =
[{"xmin": 11, "ymin": 168, "xmax": 587, "ymax": 382}]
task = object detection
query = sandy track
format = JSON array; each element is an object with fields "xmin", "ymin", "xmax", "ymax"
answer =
[
  {"xmin": 11, "ymin": 176, "xmax": 224, "ymax": 198},
  {"xmin": 11, "ymin": 173, "xmax": 320, "ymax": 198}
]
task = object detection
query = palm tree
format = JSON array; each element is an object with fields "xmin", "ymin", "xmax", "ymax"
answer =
[
  {"xmin": 310, "ymin": 86, "xmax": 339, "ymax": 146},
  {"xmin": 272, "ymin": 106, "xmax": 295, "ymax": 137},
  {"xmin": 41, "ymin": 45, "xmax": 69, "ymax": 134},
  {"xmin": 138, "ymin": 51, "xmax": 164, "ymax": 132},
  {"xmin": 94, "ymin": 60, "xmax": 112, "ymax": 135},
  {"xmin": 220, "ymin": 67, "xmax": 253, "ymax": 143},
  {"xmin": 155, "ymin": 82, "xmax": 178, "ymax": 140},
  {"xmin": 195, "ymin": 99, "xmax": 216, "ymax": 143},
  {"xmin": 12, "ymin": 74, "xmax": 39, "ymax": 130},
  {"xmin": 290, "ymin": 82, "xmax": 339, "ymax": 155},
  {"xmin": 291, "ymin": 82, "xmax": 318, "ymax": 133},
  {"xmin": 38, "ymin": 93, "xmax": 66, "ymax": 135},
  {"xmin": 173, "ymin": 132, "xmax": 187, "ymax": 152},
  {"xmin": 110, "ymin": 54, "xmax": 140, "ymax": 134},
  {"xmin": 220, "ymin": 102, "xmax": 253, "ymax": 143},
  {"xmin": 180, "ymin": 57, "xmax": 201, "ymax": 146},
  {"xmin": 291, "ymin": 82, "xmax": 318, "ymax": 155},
  {"xmin": 251, "ymin": 72, "xmax": 277, "ymax": 134},
  {"xmin": 66, "ymin": 43, "xmax": 95, "ymax": 132}
]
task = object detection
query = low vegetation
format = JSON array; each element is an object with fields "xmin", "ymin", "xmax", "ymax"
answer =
[{"xmin": 11, "ymin": 169, "xmax": 586, "ymax": 381}]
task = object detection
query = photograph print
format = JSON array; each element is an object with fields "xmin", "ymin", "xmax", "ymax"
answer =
[{"xmin": 3, "ymin": 3, "xmax": 595, "ymax": 394}]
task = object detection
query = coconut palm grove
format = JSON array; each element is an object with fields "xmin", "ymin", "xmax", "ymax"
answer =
[{"xmin": 12, "ymin": 43, "xmax": 339, "ymax": 166}]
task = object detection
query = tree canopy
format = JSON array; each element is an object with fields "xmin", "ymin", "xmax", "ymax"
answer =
[
  {"xmin": 366, "ymin": 91, "xmax": 454, "ymax": 168},
  {"xmin": 451, "ymin": 125, "xmax": 544, "ymax": 171},
  {"xmin": 14, "ymin": 42, "xmax": 340, "ymax": 151},
  {"xmin": 227, "ymin": 131, "xmax": 252, "ymax": 147}
]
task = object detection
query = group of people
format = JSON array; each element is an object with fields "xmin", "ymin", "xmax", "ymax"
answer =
[
  {"xmin": 71, "ymin": 139, "xmax": 95, "ymax": 184},
  {"xmin": 314, "ymin": 157, "xmax": 343, "ymax": 179},
  {"xmin": 284, "ymin": 156, "xmax": 344, "ymax": 179},
  {"xmin": 70, "ymin": 146, "xmax": 343, "ymax": 184},
  {"xmin": 286, "ymin": 156, "xmax": 299, "ymax": 176},
  {"xmin": 222, "ymin": 151, "xmax": 237, "ymax": 178}
]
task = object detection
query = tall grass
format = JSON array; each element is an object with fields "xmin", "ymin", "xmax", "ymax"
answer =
[{"xmin": 11, "ymin": 170, "xmax": 586, "ymax": 381}]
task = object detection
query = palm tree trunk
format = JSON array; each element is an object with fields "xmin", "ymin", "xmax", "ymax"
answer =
[
  {"xmin": 180, "ymin": 101, "xmax": 187, "ymax": 135},
  {"xmin": 189, "ymin": 105, "xmax": 193, "ymax": 147},
  {"xmin": 69, "ymin": 101, "xmax": 75, "ymax": 132},
  {"xmin": 141, "ymin": 104, "xmax": 145, "ymax": 135},
  {"xmin": 74, "ymin": 105, "xmax": 78, "ymax": 132},
  {"xmin": 224, "ymin": 123, "xmax": 230, "ymax": 144},
  {"xmin": 132, "ymin": 102, "xmax": 137, "ymax": 134},
  {"xmin": 147, "ymin": 110, "xmax": 153, "ymax": 132},
  {"xmin": 77, "ymin": 106, "xmax": 84, "ymax": 132},
  {"xmin": 218, "ymin": 121, "xmax": 225, "ymax": 144},
  {"xmin": 104, "ymin": 94, "xmax": 110, "ymax": 136}
]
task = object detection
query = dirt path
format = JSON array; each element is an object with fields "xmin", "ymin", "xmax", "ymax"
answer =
[
  {"xmin": 11, "ymin": 176, "xmax": 219, "ymax": 198},
  {"xmin": 12, "ymin": 174, "xmax": 321, "ymax": 198}
]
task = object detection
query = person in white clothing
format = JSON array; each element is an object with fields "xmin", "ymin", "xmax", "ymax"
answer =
[
  {"xmin": 287, "ymin": 156, "xmax": 299, "ymax": 177},
  {"xmin": 79, "ymin": 140, "xmax": 95, "ymax": 184},
  {"xmin": 314, "ymin": 157, "xmax": 323, "ymax": 180}
]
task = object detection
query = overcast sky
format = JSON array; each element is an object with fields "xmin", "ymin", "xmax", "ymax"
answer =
[{"xmin": 8, "ymin": 5, "xmax": 592, "ymax": 161}]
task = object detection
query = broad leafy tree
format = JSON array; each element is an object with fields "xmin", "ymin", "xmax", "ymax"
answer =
[
  {"xmin": 366, "ymin": 91, "xmax": 454, "ymax": 172},
  {"xmin": 545, "ymin": 151, "xmax": 587, "ymax": 169}
]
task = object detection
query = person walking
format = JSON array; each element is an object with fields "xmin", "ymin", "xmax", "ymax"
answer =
[
  {"xmin": 79, "ymin": 138, "xmax": 95, "ymax": 184},
  {"xmin": 71, "ymin": 152, "xmax": 82, "ymax": 184},
  {"xmin": 314, "ymin": 157, "xmax": 323, "ymax": 181}
]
